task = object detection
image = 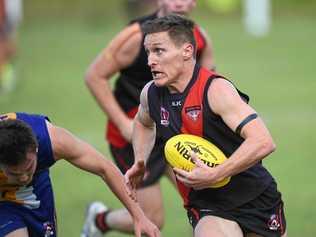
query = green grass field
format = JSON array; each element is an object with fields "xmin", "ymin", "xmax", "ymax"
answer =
[{"xmin": 1, "ymin": 11, "xmax": 315, "ymax": 237}]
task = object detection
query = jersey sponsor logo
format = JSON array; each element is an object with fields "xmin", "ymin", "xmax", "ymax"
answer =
[
  {"xmin": 185, "ymin": 106, "xmax": 201, "ymax": 121},
  {"xmin": 171, "ymin": 100, "xmax": 182, "ymax": 107},
  {"xmin": 160, "ymin": 107, "xmax": 169, "ymax": 126},
  {"xmin": 267, "ymin": 214, "xmax": 280, "ymax": 231}
]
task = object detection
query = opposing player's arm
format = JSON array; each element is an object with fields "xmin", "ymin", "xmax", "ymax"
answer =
[
  {"xmin": 84, "ymin": 23, "xmax": 143, "ymax": 141},
  {"xmin": 46, "ymin": 121, "xmax": 158, "ymax": 233},
  {"xmin": 198, "ymin": 27, "xmax": 215, "ymax": 70},
  {"xmin": 132, "ymin": 82, "xmax": 156, "ymax": 165},
  {"xmin": 208, "ymin": 79, "xmax": 276, "ymax": 179}
]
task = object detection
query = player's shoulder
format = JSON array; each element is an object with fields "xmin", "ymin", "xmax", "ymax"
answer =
[
  {"xmin": 141, "ymin": 80, "xmax": 155, "ymax": 98},
  {"xmin": 209, "ymin": 77, "xmax": 236, "ymax": 94}
]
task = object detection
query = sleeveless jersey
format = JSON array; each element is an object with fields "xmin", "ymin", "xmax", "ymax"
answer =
[
  {"xmin": 107, "ymin": 12, "xmax": 207, "ymax": 148},
  {"xmin": 147, "ymin": 65, "xmax": 274, "ymax": 211},
  {"xmin": 0, "ymin": 112, "xmax": 55, "ymax": 210}
]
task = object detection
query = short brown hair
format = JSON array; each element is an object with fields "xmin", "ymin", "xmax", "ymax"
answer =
[
  {"xmin": 0, "ymin": 119, "xmax": 38, "ymax": 166},
  {"xmin": 142, "ymin": 14, "xmax": 196, "ymax": 55}
]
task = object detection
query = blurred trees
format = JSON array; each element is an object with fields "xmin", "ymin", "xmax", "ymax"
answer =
[{"xmin": 24, "ymin": 0, "xmax": 315, "ymax": 21}]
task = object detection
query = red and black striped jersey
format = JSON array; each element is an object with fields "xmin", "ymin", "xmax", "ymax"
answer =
[{"xmin": 147, "ymin": 65, "xmax": 274, "ymax": 210}]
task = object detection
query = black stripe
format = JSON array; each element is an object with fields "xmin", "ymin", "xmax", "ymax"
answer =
[{"xmin": 235, "ymin": 113, "xmax": 258, "ymax": 135}]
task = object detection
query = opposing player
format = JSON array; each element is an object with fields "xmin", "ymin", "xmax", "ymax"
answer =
[
  {"xmin": 82, "ymin": 0, "xmax": 214, "ymax": 236},
  {"xmin": 126, "ymin": 14, "xmax": 287, "ymax": 237},
  {"xmin": 0, "ymin": 112, "xmax": 160, "ymax": 237}
]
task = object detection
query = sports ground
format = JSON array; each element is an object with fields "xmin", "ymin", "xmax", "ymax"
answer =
[{"xmin": 1, "ymin": 4, "xmax": 315, "ymax": 236}]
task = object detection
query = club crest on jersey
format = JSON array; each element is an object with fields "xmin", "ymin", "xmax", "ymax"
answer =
[
  {"xmin": 185, "ymin": 106, "xmax": 201, "ymax": 121},
  {"xmin": 160, "ymin": 107, "xmax": 169, "ymax": 126},
  {"xmin": 267, "ymin": 214, "xmax": 280, "ymax": 231}
]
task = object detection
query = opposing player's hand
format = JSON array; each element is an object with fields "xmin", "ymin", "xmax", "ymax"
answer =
[
  {"xmin": 125, "ymin": 160, "xmax": 145, "ymax": 200},
  {"xmin": 119, "ymin": 118, "xmax": 134, "ymax": 142},
  {"xmin": 173, "ymin": 152, "xmax": 220, "ymax": 190},
  {"xmin": 134, "ymin": 214, "xmax": 161, "ymax": 237}
]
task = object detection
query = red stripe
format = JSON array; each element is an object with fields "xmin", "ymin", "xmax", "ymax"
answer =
[
  {"xmin": 106, "ymin": 107, "xmax": 139, "ymax": 148},
  {"xmin": 194, "ymin": 25, "xmax": 207, "ymax": 59},
  {"xmin": 278, "ymin": 204, "xmax": 285, "ymax": 234},
  {"xmin": 177, "ymin": 68, "xmax": 218, "ymax": 206},
  {"xmin": 191, "ymin": 207, "xmax": 200, "ymax": 221}
]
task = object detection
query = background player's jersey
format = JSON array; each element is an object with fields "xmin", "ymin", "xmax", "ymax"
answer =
[
  {"xmin": 147, "ymin": 65, "xmax": 274, "ymax": 210},
  {"xmin": 0, "ymin": 112, "xmax": 55, "ymax": 210},
  {"xmin": 107, "ymin": 12, "xmax": 207, "ymax": 147}
]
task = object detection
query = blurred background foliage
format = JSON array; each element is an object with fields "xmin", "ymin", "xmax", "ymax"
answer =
[{"xmin": 23, "ymin": 0, "xmax": 316, "ymax": 21}]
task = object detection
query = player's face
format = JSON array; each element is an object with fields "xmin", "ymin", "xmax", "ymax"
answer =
[
  {"xmin": 1, "ymin": 151, "xmax": 37, "ymax": 186},
  {"xmin": 158, "ymin": 0, "xmax": 196, "ymax": 15},
  {"xmin": 145, "ymin": 32, "xmax": 190, "ymax": 90}
]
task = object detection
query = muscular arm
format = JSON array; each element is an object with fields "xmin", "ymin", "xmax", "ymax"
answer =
[
  {"xmin": 132, "ymin": 82, "xmax": 156, "ymax": 165},
  {"xmin": 84, "ymin": 23, "xmax": 143, "ymax": 141},
  {"xmin": 47, "ymin": 121, "xmax": 146, "ymax": 221},
  {"xmin": 209, "ymin": 79, "xmax": 276, "ymax": 180}
]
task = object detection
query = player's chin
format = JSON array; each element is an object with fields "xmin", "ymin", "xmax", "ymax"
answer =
[{"xmin": 153, "ymin": 78, "xmax": 168, "ymax": 87}]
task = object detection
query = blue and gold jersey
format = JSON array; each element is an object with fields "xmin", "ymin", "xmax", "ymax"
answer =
[{"xmin": 0, "ymin": 112, "xmax": 56, "ymax": 209}]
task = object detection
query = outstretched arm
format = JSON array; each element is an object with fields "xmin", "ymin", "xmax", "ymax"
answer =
[
  {"xmin": 125, "ymin": 82, "xmax": 156, "ymax": 198},
  {"xmin": 47, "ymin": 121, "xmax": 160, "ymax": 237},
  {"xmin": 84, "ymin": 23, "xmax": 143, "ymax": 142}
]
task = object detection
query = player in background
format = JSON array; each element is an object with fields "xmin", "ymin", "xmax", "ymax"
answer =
[
  {"xmin": 0, "ymin": 112, "xmax": 160, "ymax": 237},
  {"xmin": 0, "ymin": 0, "xmax": 22, "ymax": 93},
  {"xmin": 82, "ymin": 0, "xmax": 214, "ymax": 236},
  {"xmin": 126, "ymin": 14, "xmax": 287, "ymax": 237}
]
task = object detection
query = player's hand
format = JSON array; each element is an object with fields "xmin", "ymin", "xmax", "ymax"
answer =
[
  {"xmin": 119, "ymin": 118, "xmax": 134, "ymax": 142},
  {"xmin": 173, "ymin": 152, "xmax": 220, "ymax": 190},
  {"xmin": 134, "ymin": 213, "xmax": 161, "ymax": 237},
  {"xmin": 125, "ymin": 160, "xmax": 145, "ymax": 200}
]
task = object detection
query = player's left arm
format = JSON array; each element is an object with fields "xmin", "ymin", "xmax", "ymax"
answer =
[
  {"xmin": 198, "ymin": 27, "xmax": 215, "ymax": 70},
  {"xmin": 209, "ymin": 79, "xmax": 276, "ymax": 181}
]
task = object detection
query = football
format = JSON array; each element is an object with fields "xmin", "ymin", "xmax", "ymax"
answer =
[{"xmin": 164, "ymin": 134, "xmax": 231, "ymax": 188}]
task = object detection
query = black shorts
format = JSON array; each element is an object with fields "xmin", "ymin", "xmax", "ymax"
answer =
[
  {"xmin": 110, "ymin": 137, "xmax": 166, "ymax": 187},
  {"xmin": 187, "ymin": 181, "xmax": 286, "ymax": 237}
]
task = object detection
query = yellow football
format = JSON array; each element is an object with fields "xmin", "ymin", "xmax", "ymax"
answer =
[{"xmin": 164, "ymin": 134, "xmax": 231, "ymax": 188}]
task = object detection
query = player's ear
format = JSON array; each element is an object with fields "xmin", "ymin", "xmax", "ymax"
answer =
[{"xmin": 183, "ymin": 43, "xmax": 194, "ymax": 60}]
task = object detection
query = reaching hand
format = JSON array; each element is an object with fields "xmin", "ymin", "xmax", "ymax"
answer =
[
  {"xmin": 173, "ymin": 152, "xmax": 221, "ymax": 190},
  {"xmin": 125, "ymin": 160, "xmax": 145, "ymax": 200},
  {"xmin": 134, "ymin": 214, "xmax": 161, "ymax": 237}
]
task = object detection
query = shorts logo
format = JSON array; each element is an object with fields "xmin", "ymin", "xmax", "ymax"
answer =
[
  {"xmin": 267, "ymin": 214, "xmax": 280, "ymax": 231},
  {"xmin": 185, "ymin": 106, "xmax": 201, "ymax": 121},
  {"xmin": 171, "ymin": 100, "xmax": 182, "ymax": 107},
  {"xmin": 160, "ymin": 107, "xmax": 169, "ymax": 126},
  {"xmin": 43, "ymin": 222, "xmax": 54, "ymax": 237}
]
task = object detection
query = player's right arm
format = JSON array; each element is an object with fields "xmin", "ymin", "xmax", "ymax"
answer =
[
  {"xmin": 198, "ymin": 27, "xmax": 215, "ymax": 70},
  {"xmin": 84, "ymin": 23, "xmax": 143, "ymax": 142},
  {"xmin": 47, "ymin": 121, "xmax": 160, "ymax": 237},
  {"xmin": 125, "ymin": 82, "xmax": 156, "ymax": 199}
]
